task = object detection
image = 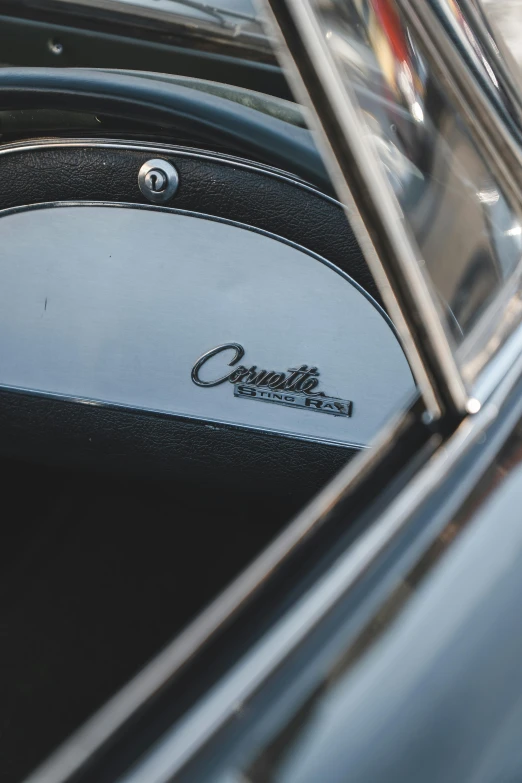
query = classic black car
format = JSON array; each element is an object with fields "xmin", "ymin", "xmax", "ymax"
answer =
[{"xmin": 0, "ymin": 1, "xmax": 521, "ymax": 782}]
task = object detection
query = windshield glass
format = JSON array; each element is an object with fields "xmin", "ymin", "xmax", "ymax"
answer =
[
  {"xmin": 51, "ymin": 0, "xmax": 268, "ymax": 41},
  {"xmin": 116, "ymin": 0, "xmax": 259, "ymax": 23}
]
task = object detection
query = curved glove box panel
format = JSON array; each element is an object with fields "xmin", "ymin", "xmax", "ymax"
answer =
[
  {"xmin": 0, "ymin": 204, "xmax": 412, "ymax": 448},
  {"xmin": 0, "ymin": 139, "xmax": 413, "ymax": 490}
]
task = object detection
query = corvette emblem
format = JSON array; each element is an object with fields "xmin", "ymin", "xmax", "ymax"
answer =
[{"xmin": 191, "ymin": 343, "xmax": 353, "ymax": 417}]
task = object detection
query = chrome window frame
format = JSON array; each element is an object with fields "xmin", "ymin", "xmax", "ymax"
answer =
[{"xmin": 262, "ymin": 0, "xmax": 522, "ymax": 420}]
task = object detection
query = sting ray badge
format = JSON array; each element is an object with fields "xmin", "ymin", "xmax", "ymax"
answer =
[{"xmin": 191, "ymin": 344, "xmax": 353, "ymax": 417}]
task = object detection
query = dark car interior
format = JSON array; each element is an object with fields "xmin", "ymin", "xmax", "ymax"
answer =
[{"xmin": 0, "ymin": 7, "xmax": 414, "ymax": 782}]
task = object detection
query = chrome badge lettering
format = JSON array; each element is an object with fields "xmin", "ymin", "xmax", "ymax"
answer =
[{"xmin": 191, "ymin": 343, "xmax": 353, "ymax": 418}]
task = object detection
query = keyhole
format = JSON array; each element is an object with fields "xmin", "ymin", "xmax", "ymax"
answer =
[
  {"xmin": 138, "ymin": 159, "xmax": 179, "ymax": 203},
  {"xmin": 145, "ymin": 169, "xmax": 167, "ymax": 193}
]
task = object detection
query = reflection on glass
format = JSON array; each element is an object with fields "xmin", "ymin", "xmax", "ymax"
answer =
[{"xmin": 311, "ymin": 0, "xmax": 522, "ymax": 342}]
